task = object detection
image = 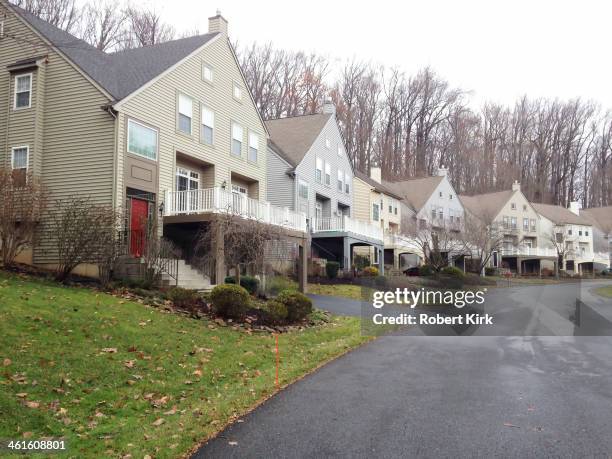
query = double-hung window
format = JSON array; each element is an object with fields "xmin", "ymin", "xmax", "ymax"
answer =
[
  {"xmin": 337, "ymin": 169, "xmax": 343, "ymax": 192},
  {"xmin": 315, "ymin": 157, "xmax": 323, "ymax": 183},
  {"xmin": 523, "ymin": 218, "xmax": 529, "ymax": 231},
  {"xmin": 388, "ymin": 199, "xmax": 393, "ymax": 214},
  {"xmin": 530, "ymin": 219, "xmax": 536, "ymax": 232},
  {"xmin": 11, "ymin": 146, "xmax": 28, "ymax": 185},
  {"xmin": 298, "ymin": 180, "xmax": 309, "ymax": 199},
  {"xmin": 233, "ymin": 82, "xmax": 242, "ymax": 100},
  {"xmin": 373, "ymin": 203, "xmax": 380, "ymax": 221},
  {"xmin": 201, "ymin": 106, "xmax": 214, "ymax": 145},
  {"xmin": 344, "ymin": 172, "xmax": 350, "ymax": 193},
  {"xmin": 503, "ymin": 216, "xmax": 509, "ymax": 229},
  {"xmin": 248, "ymin": 132, "xmax": 259, "ymax": 162},
  {"xmin": 178, "ymin": 94, "xmax": 192, "ymax": 134},
  {"xmin": 511, "ymin": 217, "xmax": 517, "ymax": 229},
  {"xmin": 14, "ymin": 74, "xmax": 32, "ymax": 109},
  {"xmin": 231, "ymin": 122, "xmax": 243, "ymax": 156},
  {"xmin": 202, "ymin": 63, "xmax": 213, "ymax": 83},
  {"xmin": 324, "ymin": 162, "xmax": 331, "ymax": 186},
  {"xmin": 127, "ymin": 119, "xmax": 157, "ymax": 160}
]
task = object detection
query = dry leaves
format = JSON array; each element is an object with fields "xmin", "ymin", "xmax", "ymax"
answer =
[
  {"xmin": 101, "ymin": 348, "xmax": 118, "ymax": 353},
  {"xmin": 3, "ymin": 358, "xmax": 11, "ymax": 366},
  {"xmin": 152, "ymin": 418, "xmax": 165, "ymax": 426},
  {"xmin": 25, "ymin": 401, "xmax": 40, "ymax": 408}
]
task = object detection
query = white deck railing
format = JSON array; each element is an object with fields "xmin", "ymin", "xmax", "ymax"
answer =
[
  {"xmin": 312, "ymin": 216, "xmax": 383, "ymax": 241},
  {"xmin": 501, "ymin": 246, "xmax": 557, "ymax": 257},
  {"xmin": 164, "ymin": 187, "xmax": 307, "ymax": 233}
]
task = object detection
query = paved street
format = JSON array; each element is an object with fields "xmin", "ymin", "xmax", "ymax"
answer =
[{"xmin": 194, "ymin": 281, "xmax": 612, "ymax": 458}]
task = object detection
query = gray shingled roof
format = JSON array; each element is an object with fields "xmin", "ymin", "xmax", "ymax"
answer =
[
  {"xmin": 11, "ymin": 4, "xmax": 217, "ymax": 101},
  {"xmin": 386, "ymin": 176, "xmax": 444, "ymax": 212},
  {"xmin": 354, "ymin": 171, "xmax": 403, "ymax": 200},
  {"xmin": 580, "ymin": 206, "xmax": 612, "ymax": 233},
  {"xmin": 459, "ymin": 190, "xmax": 516, "ymax": 221},
  {"xmin": 531, "ymin": 203, "xmax": 591, "ymax": 226},
  {"xmin": 265, "ymin": 114, "xmax": 333, "ymax": 167}
]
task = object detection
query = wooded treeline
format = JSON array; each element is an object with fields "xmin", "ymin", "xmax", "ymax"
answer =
[
  {"xmin": 239, "ymin": 44, "xmax": 612, "ymax": 208},
  {"xmin": 11, "ymin": 1, "xmax": 611, "ymax": 207}
]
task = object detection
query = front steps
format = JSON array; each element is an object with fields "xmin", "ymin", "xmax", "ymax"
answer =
[{"xmin": 162, "ymin": 259, "xmax": 212, "ymax": 291}]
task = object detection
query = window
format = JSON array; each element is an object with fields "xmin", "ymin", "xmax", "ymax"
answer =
[
  {"xmin": 11, "ymin": 146, "xmax": 28, "ymax": 185},
  {"xmin": 231, "ymin": 122, "xmax": 243, "ymax": 156},
  {"xmin": 432, "ymin": 208, "xmax": 437, "ymax": 220},
  {"xmin": 523, "ymin": 204, "xmax": 527, "ymax": 211},
  {"xmin": 14, "ymin": 74, "xmax": 32, "ymax": 109},
  {"xmin": 579, "ymin": 230, "xmax": 583, "ymax": 236},
  {"xmin": 523, "ymin": 218, "xmax": 529, "ymax": 231},
  {"xmin": 388, "ymin": 200, "xmax": 393, "ymax": 213},
  {"xmin": 248, "ymin": 132, "xmax": 259, "ymax": 162},
  {"xmin": 127, "ymin": 119, "xmax": 157, "ymax": 160},
  {"xmin": 176, "ymin": 167, "xmax": 199, "ymax": 192},
  {"xmin": 511, "ymin": 202, "xmax": 516, "ymax": 210},
  {"xmin": 202, "ymin": 63, "xmax": 213, "ymax": 83},
  {"xmin": 337, "ymin": 169, "xmax": 343, "ymax": 192},
  {"xmin": 315, "ymin": 157, "xmax": 323, "ymax": 183},
  {"xmin": 439, "ymin": 209, "xmax": 444, "ymax": 220},
  {"xmin": 586, "ymin": 230, "xmax": 589, "ymax": 236},
  {"xmin": 325, "ymin": 137, "xmax": 331, "ymax": 149},
  {"xmin": 511, "ymin": 217, "xmax": 517, "ymax": 229},
  {"xmin": 373, "ymin": 203, "xmax": 380, "ymax": 221},
  {"xmin": 530, "ymin": 219, "xmax": 536, "ymax": 232},
  {"xmin": 344, "ymin": 172, "xmax": 350, "ymax": 193},
  {"xmin": 232, "ymin": 184, "xmax": 247, "ymax": 195},
  {"xmin": 337, "ymin": 145, "xmax": 343, "ymax": 156},
  {"xmin": 503, "ymin": 216, "xmax": 509, "ymax": 229},
  {"xmin": 568, "ymin": 228, "xmax": 573, "ymax": 236},
  {"xmin": 178, "ymin": 94, "xmax": 192, "ymax": 134},
  {"xmin": 439, "ymin": 191, "xmax": 443, "ymax": 198},
  {"xmin": 233, "ymin": 82, "xmax": 242, "ymax": 100},
  {"xmin": 201, "ymin": 106, "xmax": 214, "ymax": 145},
  {"xmin": 394, "ymin": 205, "xmax": 398, "ymax": 215},
  {"xmin": 449, "ymin": 194, "xmax": 453, "ymax": 200},
  {"xmin": 324, "ymin": 162, "xmax": 331, "ymax": 186},
  {"xmin": 298, "ymin": 180, "xmax": 308, "ymax": 199}
]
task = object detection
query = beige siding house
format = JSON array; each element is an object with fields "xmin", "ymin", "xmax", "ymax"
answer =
[{"xmin": 0, "ymin": 3, "xmax": 307, "ymax": 287}]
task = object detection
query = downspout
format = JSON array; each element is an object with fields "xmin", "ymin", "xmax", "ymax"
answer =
[{"xmin": 103, "ymin": 104, "xmax": 118, "ymax": 211}]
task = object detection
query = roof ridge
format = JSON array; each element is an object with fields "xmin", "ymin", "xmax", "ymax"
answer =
[
  {"xmin": 265, "ymin": 112, "xmax": 331, "ymax": 122},
  {"xmin": 108, "ymin": 33, "xmax": 217, "ymax": 56}
]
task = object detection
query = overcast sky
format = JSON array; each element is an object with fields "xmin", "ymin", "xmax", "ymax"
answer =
[{"xmin": 145, "ymin": 0, "xmax": 611, "ymax": 110}]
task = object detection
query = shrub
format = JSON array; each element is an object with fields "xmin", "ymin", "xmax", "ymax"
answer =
[
  {"xmin": 165, "ymin": 287, "xmax": 199, "ymax": 309},
  {"xmin": 276, "ymin": 289, "xmax": 313, "ymax": 322},
  {"xmin": 363, "ymin": 266, "xmax": 379, "ymax": 277},
  {"xmin": 210, "ymin": 284, "xmax": 251, "ymax": 319},
  {"xmin": 541, "ymin": 267, "xmax": 554, "ymax": 277},
  {"xmin": 325, "ymin": 261, "xmax": 340, "ymax": 279},
  {"xmin": 419, "ymin": 264, "xmax": 435, "ymax": 276},
  {"xmin": 263, "ymin": 300, "xmax": 288, "ymax": 325},
  {"xmin": 224, "ymin": 275, "xmax": 260, "ymax": 295},
  {"xmin": 266, "ymin": 276, "xmax": 298, "ymax": 296},
  {"xmin": 441, "ymin": 266, "xmax": 465, "ymax": 278},
  {"xmin": 353, "ymin": 254, "xmax": 370, "ymax": 270},
  {"xmin": 484, "ymin": 267, "xmax": 496, "ymax": 276}
]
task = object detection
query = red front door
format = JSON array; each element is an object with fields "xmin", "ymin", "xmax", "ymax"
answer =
[{"xmin": 130, "ymin": 198, "xmax": 149, "ymax": 257}]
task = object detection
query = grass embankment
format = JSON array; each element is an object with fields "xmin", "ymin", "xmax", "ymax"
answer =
[
  {"xmin": 596, "ymin": 285, "xmax": 612, "ymax": 298},
  {"xmin": 307, "ymin": 283, "xmax": 363, "ymax": 300},
  {"xmin": 0, "ymin": 272, "xmax": 371, "ymax": 458}
]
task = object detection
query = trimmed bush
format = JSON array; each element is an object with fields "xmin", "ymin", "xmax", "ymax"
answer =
[
  {"xmin": 419, "ymin": 264, "xmax": 435, "ymax": 277},
  {"xmin": 325, "ymin": 261, "xmax": 340, "ymax": 279},
  {"xmin": 484, "ymin": 267, "xmax": 496, "ymax": 276},
  {"xmin": 165, "ymin": 287, "xmax": 199, "ymax": 309},
  {"xmin": 267, "ymin": 276, "xmax": 298, "ymax": 296},
  {"xmin": 276, "ymin": 289, "xmax": 313, "ymax": 322},
  {"xmin": 263, "ymin": 300, "xmax": 288, "ymax": 325},
  {"xmin": 441, "ymin": 266, "xmax": 465, "ymax": 278},
  {"xmin": 224, "ymin": 275, "xmax": 260, "ymax": 295},
  {"xmin": 210, "ymin": 284, "xmax": 251, "ymax": 319},
  {"xmin": 363, "ymin": 266, "xmax": 379, "ymax": 277}
]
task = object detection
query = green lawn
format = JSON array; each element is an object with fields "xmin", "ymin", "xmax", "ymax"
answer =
[
  {"xmin": 0, "ymin": 272, "xmax": 371, "ymax": 458},
  {"xmin": 596, "ymin": 286, "xmax": 612, "ymax": 298},
  {"xmin": 308, "ymin": 283, "xmax": 363, "ymax": 300}
]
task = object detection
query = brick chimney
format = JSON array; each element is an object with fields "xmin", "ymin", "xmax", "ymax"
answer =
[
  {"xmin": 437, "ymin": 166, "xmax": 448, "ymax": 177},
  {"xmin": 370, "ymin": 167, "xmax": 381, "ymax": 184},
  {"xmin": 208, "ymin": 10, "xmax": 228, "ymax": 35},
  {"xmin": 322, "ymin": 97, "xmax": 336, "ymax": 115},
  {"xmin": 512, "ymin": 180, "xmax": 521, "ymax": 192},
  {"xmin": 568, "ymin": 201, "xmax": 580, "ymax": 215}
]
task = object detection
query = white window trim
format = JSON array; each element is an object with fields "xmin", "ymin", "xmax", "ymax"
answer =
[
  {"xmin": 232, "ymin": 81, "xmax": 243, "ymax": 101},
  {"xmin": 176, "ymin": 166, "xmax": 200, "ymax": 191},
  {"xmin": 11, "ymin": 145, "xmax": 29, "ymax": 171},
  {"xmin": 177, "ymin": 93, "xmax": 193, "ymax": 135},
  {"xmin": 14, "ymin": 73, "xmax": 32, "ymax": 109},
  {"xmin": 231, "ymin": 121, "xmax": 243, "ymax": 157},
  {"xmin": 200, "ymin": 105, "xmax": 215, "ymax": 145},
  {"xmin": 324, "ymin": 161, "xmax": 331, "ymax": 186},
  {"xmin": 298, "ymin": 179, "xmax": 309, "ymax": 199},
  {"xmin": 248, "ymin": 131, "xmax": 259, "ymax": 163},
  {"xmin": 202, "ymin": 61, "xmax": 214, "ymax": 83},
  {"xmin": 127, "ymin": 119, "xmax": 158, "ymax": 161},
  {"xmin": 315, "ymin": 157, "xmax": 323, "ymax": 183}
]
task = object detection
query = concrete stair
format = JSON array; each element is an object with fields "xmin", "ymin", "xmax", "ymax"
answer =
[{"xmin": 162, "ymin": 260, "xmax": 212, "ymax": 291}]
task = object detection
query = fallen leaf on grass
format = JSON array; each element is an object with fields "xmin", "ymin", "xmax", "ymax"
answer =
[
  {"xmin": 152, "ymin": 418, "xmax": 165, "ymax": 426},
  {"xmin": 124, "ymin": 360, "xmax": 135, "ymax": 368},
  {"xmin": 16, "ymin": 393, "xmax": 28, "ymax": 398},
  {"xmin": 193, "ymin": 369, "xmax": 202, "ymax": 377},
  {"xmin": 22, "ymin": 432, "xmax": 32, "ymax": 439},
  {"xmin": 3, "ymin": 358, "xmax": 11, "ymax": 366},
  {"xmin": 25, "ymin": 401, "xmax": 40, "ymax": 408},
  {"xmin": 163, "ymin": 406, "xmax": 177, "ymax": 415},
  {"xmin": 101, "ymin": 348, "xmax": 117, "ymax": 353}
]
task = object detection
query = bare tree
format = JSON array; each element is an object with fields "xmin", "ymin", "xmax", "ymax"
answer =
[
  {"xmin": 0, "ymin": 169, "xmax": 47, "ymax": 267},
  {"xmin": 461, "ymin": 212, "xmax": 506, "ymax": 275},
  {"xmin": 10, "ymin": 0, "xmax": 80, "ymax": 33},
  {"xmin": 547, "ymin": 224, "xmax": 572, "ymax": 277},
  {"xmin": 80, "ymin": 1, "xmax": 128, "ymax": 51},
  {"xmin": 123, "ymin": 6, "xmax": 175, "ymax": 48},
  {"xmin": 406, "ymin": 218, "xmax": 465, "ymax": 271}
]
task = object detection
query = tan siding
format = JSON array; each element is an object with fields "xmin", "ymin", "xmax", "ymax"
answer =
[
  {"xmin": 352, "ymin": 177, "xmax": 371, "ymax": 221},
  {"xmin": 0, "ymin": 4, "xmax": 115, "ymax": 264},
  {"xmin": 117, "ymin": 36, "xmax": 267, "ymax": 208}
]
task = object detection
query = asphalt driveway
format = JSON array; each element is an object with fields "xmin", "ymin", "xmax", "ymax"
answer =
[{"xmin": 193, "ymin": 281, "xmax": 612, "ymax": 458}]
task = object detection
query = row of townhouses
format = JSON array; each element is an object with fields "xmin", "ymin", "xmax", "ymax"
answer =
[{"xmin": 1, "ymin": 2, "xmax": 610, "ymax": 290}]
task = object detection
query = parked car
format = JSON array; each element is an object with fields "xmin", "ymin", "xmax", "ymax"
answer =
[{"xmin": 403, "ymin": 266, "xmax": 420, "ymax": 277}]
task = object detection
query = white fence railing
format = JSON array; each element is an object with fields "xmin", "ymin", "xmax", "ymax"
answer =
[
  {"xmin": 313, "ymin": 216, "xmax": 383, "ymax": 241},
  {"xmin": 384, "ymin": 232, "xmax": 420, "ymax": 250},
  {"xmin": 164, "ymin": 187, "xmax": 307, "ymax": 233},
  {"xmin": 501, "ymin": 246, "xmax": 557, "ymax": 257}
]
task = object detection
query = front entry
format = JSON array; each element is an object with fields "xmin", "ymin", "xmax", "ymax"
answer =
[{"xmin": 130, "ymin": 198, "xmax": 149, "ymax": 257}]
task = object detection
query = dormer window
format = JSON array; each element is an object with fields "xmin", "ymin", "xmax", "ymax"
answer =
[{"xmin": 14, "ymin": 73, "xmax": 32, "ymax": 109}]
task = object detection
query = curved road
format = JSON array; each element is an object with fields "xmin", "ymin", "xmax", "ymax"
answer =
[{"xmin": 193, "ymin": 281, "xmax": 612, "ymax": 458}]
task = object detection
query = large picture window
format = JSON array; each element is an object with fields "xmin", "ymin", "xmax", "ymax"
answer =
[{"xmin": 127, "ymin": 120, "xmax": 158, "ymax": 160}]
